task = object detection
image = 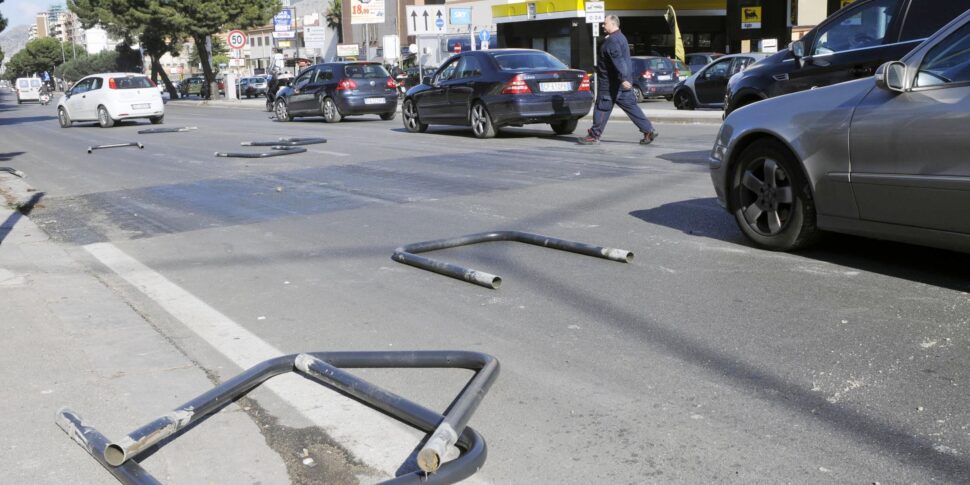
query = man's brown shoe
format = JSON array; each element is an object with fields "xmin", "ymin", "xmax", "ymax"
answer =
[
  {"xmin": 640, "ymin": 131, "xmax": 659, "ymax": 145},
  {"xmin": 577, "ymin": 135, "xmax": 600, "ymax": 145}
]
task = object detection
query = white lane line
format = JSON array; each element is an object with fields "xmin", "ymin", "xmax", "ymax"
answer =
[
  {"xmin": 83, "ymin": 242, "xmax": 482, "ymax": 481},
  {"xmin": 307, "ymin": 149, "xmax": 351, "ymax": 157}
]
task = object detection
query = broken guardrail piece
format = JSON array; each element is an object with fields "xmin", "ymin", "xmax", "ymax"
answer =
[
  {"xmin": 57, "ymin": 351, "xmax": 499, "ymax": 485},
  {"xmin": 241, "ymin": 137, "xmax": 327, "ymax": 147},
  {"xmin": 0, "ymin": 167, "xmax": 26, "ymax": 178},
  {"xmin": 137, "ymin": 126, "xmax": 197, "ymax": 134},
  {"xmin": 88, "ymin": 142, "xmax": 144, "ymax": 154},
  {"xmin": 393, "ymin": 231, "xmax": 634, "ymax": 289},
  {"xmin": 213, "ymin": 146, "xmax": 307, "ymax": 158}
]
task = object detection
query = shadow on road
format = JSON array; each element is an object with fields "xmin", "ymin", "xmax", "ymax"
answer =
[
  {"xmin": 631, "ymin": 197, "xmax": 970, "ymax": 292},
  {"xmin": 0, "ymin": 152, "xmax": 26, "ymax": 161},
  {"xmin": 657, "ymin": 149, "xmax": 711, "ymax": 166},
  {"xmin": 0, "ymin": 115, "xmax": 58, "ymax": 126},
  {"xmin": 0, "ymin": 192, "xmax": 45, "ymax": 245},
  {"xmin": 388, "ymin": 126, "xmax": 578, "ymax": 142}
]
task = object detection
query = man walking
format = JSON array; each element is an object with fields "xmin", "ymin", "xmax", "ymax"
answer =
[{"xmin": 578, "ymin": 15, "xmax": 659, "ymax": 145}]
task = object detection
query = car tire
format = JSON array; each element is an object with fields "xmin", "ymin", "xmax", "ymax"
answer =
[
  {"xmin": 321, "ymin": 97, "xmax": 342, "ymax": 123},
  {"xmin": 633, "ymin": 86, "xmax": 644, "ymax": 103},
  {"xmin": 274, "ymin": 99, "xmax": 291, "ymax": 122},
  {"xmin": 551, "ymin": 118, "xmax": 579, "ymax": 135},
  {"xmin": 58, "ymin": 107, "xmax": 72, "ymax": 128},
  {"xmin": 97, "ymin": 106, "xmax": 115, "ymax": 128},
  {"xmin": 402, "ymin": 99, "xmax": 428, "ymax": 133},
  {"xmin": 674, "ymin": 90, "xmax": 695, "ymax": 110},
  {"xmin": 730, "ymin": 139, "xmax": 820, "ymax": 251},
  {"xmin": 470, "ymin": 102, "xmax": 496, "ymax": 139},
  {"xmin": 149, "ymin": 115, "xmax": 164, "ymax": 125}
]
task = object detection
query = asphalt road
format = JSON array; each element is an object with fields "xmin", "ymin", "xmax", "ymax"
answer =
[{"xmin": 2, "ymin": 90, "xmax": 969, "ymax": 484}]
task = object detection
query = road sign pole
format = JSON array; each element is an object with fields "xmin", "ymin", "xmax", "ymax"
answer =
[{"xmin": 592, "ymin": 23, "xmax": 598, "ymax": 95}]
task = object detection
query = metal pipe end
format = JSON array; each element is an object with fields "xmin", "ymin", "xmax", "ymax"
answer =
[
  {"xmin": 137, "ymin": 143, "xmax": 144, "ymax": 149},
  {"xmin": 418, "ymin": 423, "xmax": 458, "ymax": 473},
  {"xmin": 604, "ymin": 248, "xmax": 634, "ymax": 263},
  {"xmin": 240, "ymin": 142, "xmax": 254, "ymax": 146},
  {"xmin": 417, "ymin": 448, "xmax": 441, "ymax": 474},
  {"xmin": 294, "ymin": 353, "xmax": 316, "ymax": 373},
  {"xmin": 468, "ymin": 270, "xmax": 501, "ymax": 289},
  {"xmin": 104, "ymin": 443, "xmax": 128, "ymax": 466},
  {"xmin": 87, "ymin": 148, "xmax": 93, "ymax": 154}
]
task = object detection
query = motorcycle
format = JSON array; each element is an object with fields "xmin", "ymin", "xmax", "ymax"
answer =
[
  {"xmin": 264, "ymin": 70, "xmax": 294, "ymax": 113},
  {"xmin": 39, "ymin": 91, "xmax": 51, "ymax": 106}
]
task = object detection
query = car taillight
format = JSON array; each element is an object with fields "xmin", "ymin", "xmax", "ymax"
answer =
[
  {"xmin": 641, "ymin": 69, "xmax": 653, "ymax": 79},
  {"xmin": 501, "ymin": 74, "xmax": 531, "ymax": 95},
  {"xmin": 674, "ymin": 68, "xmax": 680, "ymax": 78},
  {"xmin": 386, "ymin": 77, "xmax": 396, "ymax": 89},
  {"xmin": 336, "ymin": 78, "xmax": 357, "ymax": 91},
  {"xmin": 578, "ymin": 73, "xmax": 591, "ymax": 92},
  {"xmin": 108, "ymin": 78, "xmax": 117, "ymax": 89}
]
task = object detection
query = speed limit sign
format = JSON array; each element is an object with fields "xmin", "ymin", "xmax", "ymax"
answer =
[{"xmin": 227, "ymin": 30, "xmax": 247, "ymax": 49}]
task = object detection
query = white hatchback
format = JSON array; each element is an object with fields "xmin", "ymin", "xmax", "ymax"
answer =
[{"xmin": 57, "ymin": 72, "xmax": 164, "ymax": 128}]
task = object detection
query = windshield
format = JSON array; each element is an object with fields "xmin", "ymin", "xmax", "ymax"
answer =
[
  {"xmin": 112, "ymin": 76, "xmax": 154, "ymax": 89},
  {"xmin": 343, "ymin": 64, "xmax": 390, "ymax": 79},
  {"xmin": 492, "ymin": 52, "xmax": 567, "ymax": 71}
]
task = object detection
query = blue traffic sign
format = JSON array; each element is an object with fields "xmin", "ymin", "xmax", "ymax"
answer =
[
  {"xmin": 435, "ymin": 17, "xmax": 445, "ymax": 29},
  {"xmin": 479, "ymin": 30, "xmax": 491, "ymax": 43}
]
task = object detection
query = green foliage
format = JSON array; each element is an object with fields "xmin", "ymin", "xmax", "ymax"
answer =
[
  {"xmin": 325, "ymin": 0, "xmax": 342, "ymax": 44},
  {"xmin": 0, "ymin": 0, "xmax": 7, "ymax": 34},
  {"xmin": 2, "ymin": 38, "xmax": 86, "ymax": 80},
  {"xmin": 188, "ymin": 35, "xmax": 227, "ymax": 68},
  {"xmin": 53, "ymin": 50, "xmax": 120, "ymax": 82}
]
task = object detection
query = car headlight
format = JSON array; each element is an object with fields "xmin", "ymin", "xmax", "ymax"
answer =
[{"xmin": 711, "ymin": 143, "xmax": 727, "ymax": 162}]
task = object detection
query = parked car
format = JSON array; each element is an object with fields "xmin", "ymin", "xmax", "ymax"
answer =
[
  {"xmin": 402, "ymin": 49, "xmax": 592, "ymax": 139},
  {"xmin": 272, "ymin": 61, "xmax": 398, "ymax": 123},
  {"xmin": 672, "ymin": 58, "xmax": 691, "ymax": 79},
  {"xmin": 180, "ymin": 77, "xmax": 206, "ymax": 97},
  {"xmin": 672, "ymin": 53, "xmax": 768, "ymax": 110},
  {"xmin": 242, "ymin": 76, "xmax": 268, "ymax": 98},
  {"xmin": 631, "ymin": 56, "xmax": 677, "ymax": 102},
  {"xmin": 724, "ymin": 0, "xmax": 970, "ymax": 115},
  {"xmin": 15, "ymin": 77, "xmax": 43, "ymax": 103},
  {"xmin": 56, "ymin": 73, "xmax": 165, "ymax": 128},
  {"xmin": 710, "ymin": 10, "xmax": 970, "ymax": 254},
  {"xmin": 216, "ymin": 76, "xmax": 225, "ymax": 94},
  {"xmin": 403, "ymin": 66, "xmax": 438, "ymax": 91},
  {"xmin": 686, "ymin": 52, "xmax": 723, "ymax": 73}
]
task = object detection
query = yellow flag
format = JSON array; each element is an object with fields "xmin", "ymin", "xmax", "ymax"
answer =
[{"xmin": 665, "ymin": 5, "xmax": 685, "ymax": 64}]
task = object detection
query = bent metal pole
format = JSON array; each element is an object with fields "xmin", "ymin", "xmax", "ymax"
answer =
[{"xmin": 392, "ymin": 230, "xmax": 635, "ymax": 289}]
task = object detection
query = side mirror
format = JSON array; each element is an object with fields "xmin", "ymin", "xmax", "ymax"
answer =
[
  {"xmin": 423, "ymin": 77, "xmax": 434, "ymax": 86},
  {"xmin": 789, "ymin": 40, "xmax": 805, "ymax": 59},
  {"xmin": 875, "ymin": 61, "xmax": 906, "ymax": 93}
]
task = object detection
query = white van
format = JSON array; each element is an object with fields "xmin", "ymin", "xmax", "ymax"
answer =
[{"xmin": 16, "ymin": 77, "xmax": 43, "ymax": 104}]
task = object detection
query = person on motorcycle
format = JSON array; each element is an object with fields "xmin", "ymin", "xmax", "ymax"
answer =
[{"xmin": 38, "ymin": 83, "xmax": 52, "ymax": 105}]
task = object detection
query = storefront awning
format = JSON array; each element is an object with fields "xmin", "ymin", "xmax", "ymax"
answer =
[{"xmin": 493, "ymin": 0, "xmax": 727, "ymax": 24}]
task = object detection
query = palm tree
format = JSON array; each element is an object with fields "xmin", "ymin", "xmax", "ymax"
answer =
[{"xmin": 325, "ymin": 0, "xmax": 342, "ymax": 44}]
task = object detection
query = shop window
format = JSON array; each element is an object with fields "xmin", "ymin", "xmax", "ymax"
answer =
[
  {"xmin": 697, "ymin": 33, "xmax": 712, "ymax": 49},
  {"xmin": 532, "ymin": 37, "xmax": 545, "ymax": 50},
  {"xmin": 547, "ymin": 36, "xmax": 570, "ymax": 66}
]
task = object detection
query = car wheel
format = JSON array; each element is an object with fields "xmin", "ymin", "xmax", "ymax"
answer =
[
  {"xmin": 322, "ymin": 97, "xmax": 342, "ymax": 123},
  {"xmin": 730, "ymin": 139, "xmax": 819, "ymax": 251},
  {"xmin": 402, "ymin": 99, "xmax": 428, "ymax": 133},
  {"xmin": 380, "ymin": 111, "xmax": 397, "ymax": 121},
  {"xmin": 470, "ymin": 102, "xmax": 496, "ymax": 139},
  {"xmin": 149, "ymin": 115, "xmax": 164, "ymax": 125},
  {"xmin": 58, "ymin": 107, "xmax": 72, "ymax": 128},
  {"xmin": 274, "ymin": 99, "xmax": 291, "ymax": 122},
  {"xmin": 98, "ymin": 106, "xmax": 115, "ymax": 128},
  {"xmin": 633, "ymin": 86, "xmax": 644, "ymax": 103},
  {"xmin": 674, "ymin": 90, "xmax": 695, "ymax": 110},
  {"xmin": 551, "ymin": 118, "xmax": 579, "ymax": 135}
]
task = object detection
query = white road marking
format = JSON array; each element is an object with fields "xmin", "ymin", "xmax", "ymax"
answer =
[
  {"xmin": 84, "ymin": 242, "xmax": 486, "ymax": 482},
  {"xmin": 307, "ymin": 149, "xmax": 351, "ymax": 157}
]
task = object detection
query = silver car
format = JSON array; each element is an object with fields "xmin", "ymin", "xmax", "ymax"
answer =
[{"xmin": 710, "ymin": 10, "xmax": 970, "ymax": 253}]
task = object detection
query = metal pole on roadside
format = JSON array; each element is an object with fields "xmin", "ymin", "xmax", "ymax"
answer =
[{"xmin": 592, "ymin": 22, "xmax": 598, "ymax": 95}]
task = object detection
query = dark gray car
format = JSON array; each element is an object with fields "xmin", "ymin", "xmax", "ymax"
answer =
[
  {"xmin": 709, "ymin": 10, "xmax": 970, "ymax": 253},
  {"xmin": 273, "ymin": 62, "xmax": 398, "ymax": 123}
]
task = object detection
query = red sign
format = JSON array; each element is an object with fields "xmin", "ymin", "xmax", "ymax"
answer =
[
  {"xmin": 453, "ymin": 42, "xmax": 462, "ymax": 54},
  {"xmin": 227, "ymin": 30, "xmax": 247, "ymax": 49}
]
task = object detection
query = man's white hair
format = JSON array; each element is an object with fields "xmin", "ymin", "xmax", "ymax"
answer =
[{"xmin": 605, "ymin": 15, "xmax": 620, "ymax": 26}]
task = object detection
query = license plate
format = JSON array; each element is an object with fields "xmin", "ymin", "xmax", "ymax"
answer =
[
  {"xmin": 364, "ymin": 97, "xmax": 385, "ymax": 105},
  {"xmin": 540, "ymin": 82, "xmax": 571, "ymax": 92},
  {"xmin": 132, "ymin": 103, "xmax": 150, "ymax": 109},
  {"xmin": 657, "ymin": 75, "xmax": 672, "ymax": 81}
]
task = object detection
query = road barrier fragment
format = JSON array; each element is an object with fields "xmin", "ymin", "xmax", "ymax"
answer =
[
  {"xmin": 214, "ymin": 146, "xmax": 307, "ymax": 158},
  {"xmin": 0, "ymin": 167, "xmax": 26, "ymax": 178},
  {"xmin": 241, "ymin": 137, "xmax": 327, "ymax": 146},
  {"xmin": 57, "ymin": 351, "xmax": 499, "ymax": 484},
  {"xmin": 393, "ymin": 231, "xmax": 634, "ymax": 289},
  {"xmin": 88, "ymin": 143, "xmax": 144, "ymax": 154},
  {"xmin": 137, "ymin": 127, "xmax": 197, "ymax": 134}
]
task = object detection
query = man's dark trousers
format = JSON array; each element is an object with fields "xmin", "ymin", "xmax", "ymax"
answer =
[{"xmin": 588, "ymin": 86, "xmax": 655, "ymax": 139}]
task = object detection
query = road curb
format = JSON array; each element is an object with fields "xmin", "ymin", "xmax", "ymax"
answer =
[{"xmin": 0, "ymin": 172, "xmax": 41, "ymax": 211}]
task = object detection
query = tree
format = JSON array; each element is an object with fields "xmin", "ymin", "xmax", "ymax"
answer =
[
  {"xmin": 188, "ymin": 35, "xmax": 227, "ymax": 74},
  {"xmin": 2, "ymin": 38, "xmax": 84, "ymax": 79},
  {"xmin": 325, "ymin": 0, "xmax": 342, "ymax": 44}
]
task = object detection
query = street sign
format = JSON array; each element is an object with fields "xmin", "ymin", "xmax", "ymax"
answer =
[
  {"xmin": 585, "ymin": 1, "xmax": 604, "ymax": 24},
  {"xmin": 350, "ymin": 0, "xmax": 385, "ymax": 25},
  {"xmin": 303, "ymin": 26, "xmax": 327, "ymax": 49},
  {"xmin": 453, "ymin": 41, "xmax": 462, "ymax": 54},
  {"xmin": 478, "ymin": 29, "xmax": 490, "ymax": 43},
  {"xmin": 449, "ymin": 7, "xmax": 471, "ymax": 26},
  {"xmin": 406, "ymin": 6, "xmax": 448, "ymax": 36},
  {"xmin": 337, "ymin": 44, "xmax": 360, "ymax": 58},
  {"xmin": 741, "ymin": 6, "xmax": 762, "ymax": 29},
  {"xmin": 227, "ymin": 30, "xmax": 247, "ymax": 49},
  {"xmin": 383, "ymin": 35, "xmax": 400, "ymax": 60},
  {"xmin": 273, "ymin": 8, "xmax": 295, "ymax": 39}
]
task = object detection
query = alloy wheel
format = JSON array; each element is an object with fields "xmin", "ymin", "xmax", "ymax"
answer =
[
  {"xmin": 275, "ymin": 100, "xmax": 289, "ymax": 121},
  {"xmin": 471, "ymin": 104, "xmax": 487, "ymax": 137},
  {"xmin": 404, "ymin": 101, "xmax": 418, "ymax": 130},
  {"xmin": 323, "ymin": 99, "xmax": 335, "ymax": 120},
  {"xmin": 738, "ymin": 157, "xmax": 795, "ymax": 236}
]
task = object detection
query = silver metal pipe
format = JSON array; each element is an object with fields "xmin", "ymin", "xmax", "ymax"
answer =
[
  {"xmin": 137, "ymin": 127, "xmax": 197, "ymax": 134},
  {"xmin": 241, "ymin": 137, "xmax": 327, "ymax": 146},
  {"xmin": 88, "ymin": 143, "xmax": 144, "ymax": 154},
  {"xmin": 56, "ymin": 408, "xmax": 161, "ymax": 485},
  {"xmin": 214, "ymin": 146, "xmax": 307, "ymax": 158}
]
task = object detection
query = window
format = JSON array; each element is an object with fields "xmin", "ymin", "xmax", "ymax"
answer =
[
  {"xmin": 457, "ymin": 56, "xmax": 482, "ymax": 78},
  {"xmin": 343, "ymin": 63, "xmax": 389, "ymax": 79},
  {"xmin": 250, "ymin": 37, "xmax": 255, "ymax": 47},
  {"xmin": 72, "ymin": 78, "xmax": 94, "ymax": 94},
  {"xmin": 435, "ymin": 58, "xmax": 460, "ymax": 83},
  {"xmin": 111, "ymin": 76, "xmax": 154, "ymax": 89},
  {"xmin": 30, "ymin": 79, "xmax": 42, "ymax": 87},
  {"xmin": 900, "ymin": 0, "xmax": 968, "ymax": 41},
  {"xmin": 916, "ymin": 22, "xmax": 970, "ymax": 87},
  {"xmin": 730, "ymin": 57, "xmax": 756, "ymax": 75},
  {"xmin": 319, "ymin": 67, "xmax": 333, "ymax": 81},
  {"xmin": 257, "ymin": 37, "xmax": 262, "ymax": 47},
  {"xmin": 703, "ymin": 58, "xmax": 732, "ymax": 79},
  {"xmin": 491, "ymin": 52, "xmax": 567, "ymax": 70},
  {"xmin": 547, "ymin": 36, "xmax": 571, "ymax": 66},
  {"xmin": 292, "ymin": 69, "xmax": 315, "ymax": 89},
  {"xmin": 814, "ymin": 0, "xmax": 895, "ymax": 55},
  {"xmin": 91, "ymin": 78, "xmax": 103, "ymax": 90}
]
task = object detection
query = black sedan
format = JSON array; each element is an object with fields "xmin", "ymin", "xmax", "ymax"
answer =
[
  {"xmin": 273, "ymin": 62, "xmax": 398, "ymax": 123},
  {"xmin": 401, "ymin": 49, "xmax": 592, "ymax": 138}
]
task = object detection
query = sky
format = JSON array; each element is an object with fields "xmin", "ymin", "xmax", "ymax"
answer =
[{"xmin": 2, "ymin": 0, "xmax": 62, "ymax": 29}]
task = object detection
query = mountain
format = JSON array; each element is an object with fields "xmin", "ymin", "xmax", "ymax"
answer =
[{"xmin": 1, "ymin": 24, "xmax": 30, "ymax": 63}]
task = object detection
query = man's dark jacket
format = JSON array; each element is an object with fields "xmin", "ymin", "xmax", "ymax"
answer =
[{"xmin": 596, "ymin": 29, "xmax": 633, "ymax": 93}]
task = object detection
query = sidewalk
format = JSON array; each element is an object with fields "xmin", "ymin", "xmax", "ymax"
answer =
[
  {"xmin": 167, "ymin": 96, "xmax": 724, "ymax": 125},
  {"xmin": 0, "ymin": 173, "xmax": 291, "ymax": 483}
]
